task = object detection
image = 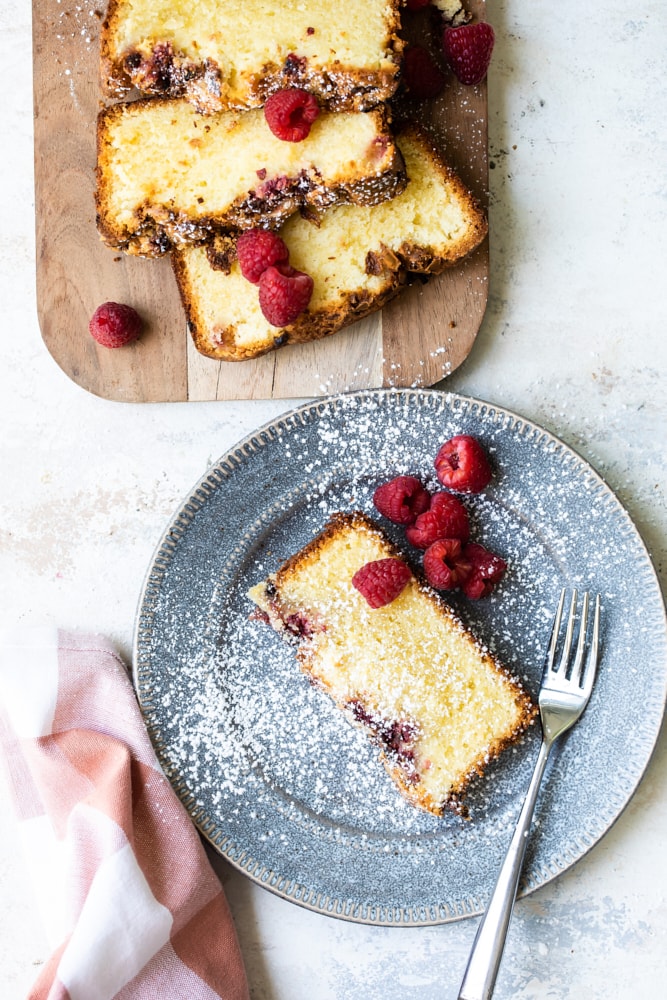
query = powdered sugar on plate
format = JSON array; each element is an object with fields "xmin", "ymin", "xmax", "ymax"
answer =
[{"xmin": 133, "ymin": 389, "xmax": 667, "ymax": 925}]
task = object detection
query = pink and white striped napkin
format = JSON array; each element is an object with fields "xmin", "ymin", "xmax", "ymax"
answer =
[{"xmin": 0, "ymin": 627, "xmax": 249, "ymax": 1000}]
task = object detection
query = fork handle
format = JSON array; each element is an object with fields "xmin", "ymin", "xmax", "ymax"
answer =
[{"xmin": 457, "ymin": 738, "xmax": 552, "ymax": 1000}]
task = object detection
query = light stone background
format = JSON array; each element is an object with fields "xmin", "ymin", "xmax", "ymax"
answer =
[{"xmin": 1, "ymin": 2, "xmax": 666, "ymax": 998}]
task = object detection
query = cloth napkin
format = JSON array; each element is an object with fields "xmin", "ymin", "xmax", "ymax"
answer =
[{"xmin": 0, "ymin": 627, "xmax": 249, "ymax": 1000}]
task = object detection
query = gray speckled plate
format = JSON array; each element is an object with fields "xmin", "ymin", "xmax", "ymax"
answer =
[{"xmin": 133, "ymin": 389, "xmax": 667, "ymax": 926}]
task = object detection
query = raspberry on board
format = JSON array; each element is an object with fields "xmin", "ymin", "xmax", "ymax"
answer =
[
  {"xmin": 352, "ymin": 558, "xmax": 412, "ymax": 609},
  {"xmin": 434, "ymin": 434, "xmax": 492, "ymax": 493},
  {"xmin": 403, "ymin": 45, "xmax": 446, "ymax": 100},
  {"xmin": 258, "ymin": 264, "xmax": 314, "ymax": 327},
  {"xmin": 88, "ymin": 301, "xmax": 143, "ymax": 348},
  {"xmin": 442, "ymin": 21, "xmax": 495, "ymax": 86},
  {"xmin": 264, "ymin": 88, "xmax": 320, "ymax": 142},
  {"xmin": 461, "ymin": 542, "xmax": 507, "ymax": 599},
  {"xmin": 405, "ymin": 491, "xmax": 470, "ymax": 548},
  {"xmin": 423, "ymin": 538, "xmax": 472, "ymax": 590},
  {"xmin": 372, "ymin": 475, "xmax": 431, "ymax": 525},
  {"xmin": 236, "ymin": 228, "xmax": 289, "ymax": 284}
]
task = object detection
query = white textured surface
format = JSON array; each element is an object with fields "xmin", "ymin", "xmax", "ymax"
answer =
[{"xmin": 1, "ymin": 1, "xmax": 666, "ymax": 998}]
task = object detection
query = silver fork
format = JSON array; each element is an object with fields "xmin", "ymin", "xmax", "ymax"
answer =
[{"xmin": 457, "ymin": 589, "xmax": 601, "ymax": 1000}]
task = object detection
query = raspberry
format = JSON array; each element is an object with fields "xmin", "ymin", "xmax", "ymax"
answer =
[
  {"xmin": 258, "ymin": 264, "xmax": 314, "ymax": 326},
  {"xmin": 405, "ymin": 0, "xmax": 431, "ymax": 9},
  {"xmin": 461, "ymin": 542, "xmax": 507, "ymax": 599},
  {"xmin": 264, "ymin": 88, "xmax": 320, "ymax": 142},
  {"xmin": 372, "ymin": 475, "xmax": 430, "ymax": 525},
  {"xmin": 236, "ymin": 228, "xmax": 289, "ymax": 284},
  {"xmin": 442, "ymin": 22, "xmax": 495, "ymax": 86},
  {"xmin": 405, "ymin": 491, "xmax": 470, "ymax": 548},
  {"xmin": 88, "ymin": 301, "xmax": 142, "ymax": 348},
  {"xmin": 423, "ymin": 538, "xmax": 472, "ymax": 590},
  {"xmin": 352, "ymin": 558, "xmax": 412, "ymax": 609},
  {"xmin": 403, "ymin": 45, "xmax": 446, "ymax": 100},
  {"xmin": 434, "ymin": 434, "xmax": 492, "ymax": 493}
]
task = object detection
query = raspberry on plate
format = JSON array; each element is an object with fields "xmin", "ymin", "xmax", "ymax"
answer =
[
  {"xmin": 434, "ymin": 434, "xmax": 492, "ymax": 493},
  {"xmin": 352, "ymin": 557, "xmax": 412, "ymax": 609},
  {"xmin": 423, "ymin": 538, "xmax": 472, "ymax": 590},
  {"xmin": 403, "ymin": 45, "xmax": 446, "ymax": 100},
  {"xmin": 88, "ymin": 301, "xmax": 143, "ymax": 348},
  {"xmin": 258, "ymin": 264, "xmax": 314, "ymax": 326},
  {"xmin": 264, "ymin": 88, "xmax": 320, "ymax": 142},
  {"xmin": 373, "ymin": 475, "xmax": 431, "ymax": 525},
  {"xmin": 236, "ymin": 228, "xmax": 289, "ymax": 284},
  {"xmin": 461, "ymin": 542, "xmax": 507, "ymax": 599},
  {"xmin": 442, "ymin": 21, "xmax": 495, "ymax": 85},
  {"xmin": 405, "ymin": 491, "xmax": 470, "ymax": 548}
]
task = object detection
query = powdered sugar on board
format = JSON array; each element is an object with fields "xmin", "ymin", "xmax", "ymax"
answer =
[{"xmin": 134, "ymin": 389, "xmax": 667, "ymax": 924}]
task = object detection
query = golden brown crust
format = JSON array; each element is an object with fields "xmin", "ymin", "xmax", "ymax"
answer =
[
  {"xmin": 395, "ymin": 124, "xmax": 488, "ymax": 264},
  {"xmin": 173, "ymin": 251, "xmax": 404, "ymax": 362},
  {"xmin": 95, "ymin": 99, "xmax": 406, "ymax": 257},
  {"xmin": 100, "ymin": 0, "xmax": 404, "ymax": 113}
]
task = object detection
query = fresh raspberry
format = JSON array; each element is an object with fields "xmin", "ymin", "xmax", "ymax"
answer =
[
  {"xmin": 264, "ymin": 88, "xmax": 320, "ymax": 142},
  {"xmin": 88, "ymin": 301, "xmax": 142, "ymax": 348},
  {"xmin": 258, "ymin": 264, "xmax": 314, "ymax": 326},
  {"xmin": 405, "ymin": 491, "xmax": 470, "ymax": 548},
  {"xmin": 423, "ymin": 538, "xmax": 472, "ymax": 590},
  {"xmin": 434, "ymin": 434, "xmax": 492, "ymax": 493},
  {"xmin": 373, "ymin": 475, "xmax": 431, "ymax": 525},
  {"xmin": 403, "ymin": 45, "xmax": 446, "ymax": 100},
  {"xmin": 430, "ymin": 491, "xmax": 471, "ymax": 536},
  {"xmin": 352, "ymin": 558, "xmax": 412, "ymax": 609},
  {"xmin": 442, "ymin": 22, "xmax": 495, "ymax": 86},
  {"xmin": 461, "ymin": 542, "xmax": 507, "ymax": 599},
  {"xmin": 236, "ymin": 228, "xmax": 289, "ymax": 284}
]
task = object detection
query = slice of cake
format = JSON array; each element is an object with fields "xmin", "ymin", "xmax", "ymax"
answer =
[
  {"xmin": 248, "ymin": 512, "xmax": 536, "ymax": 816},
  {"xmin": 172, "ymin": 127, "xmax": 488, "ymax": 361},
  {"xmin": 100, "ymin": 0, "xmax": 403, "ymax": 113},
  {"xmin": 95, "ymin": 99, "xmax": 405, "ymax": 257}
]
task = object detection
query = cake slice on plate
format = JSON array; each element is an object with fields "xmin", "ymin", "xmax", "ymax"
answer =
[{"xmin": 248, "ymin": 512, "xmax": 536, "ymax": 816}]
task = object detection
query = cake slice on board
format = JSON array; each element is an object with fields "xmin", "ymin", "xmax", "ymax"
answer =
[
  {"xmin": 95, "ymin": 98, "xmax": 406, "ymax": 257},
  {"xmin": 172, "ymin": 127, "xmax": 488, "ymax": 361},
  {"xmin": 100, "ymin": 0, "xmax": 404, "ymax": 112}
]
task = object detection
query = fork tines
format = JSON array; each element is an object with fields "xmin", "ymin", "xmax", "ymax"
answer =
[{"xmin": 546, "ymin": 589, "xmax": 601, "ymax": 693}]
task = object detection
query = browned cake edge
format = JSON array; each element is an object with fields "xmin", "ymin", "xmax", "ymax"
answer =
[
  {"xmin": 173, "ymin": 126, "xmax": 488, "ymax": 361},
  {"xmin": 172, "ymin": 250, "xmax": 404, "ymax": 362},
  {"xmin": 95, "ymin": 99, "xmax": 407, "ymax": 257},
  {"xmin": 251, "ymin": 511, "xmax": 537, "ymax": 816},
  {"xmin": 100, "ymin": 0, "xmax": 404, "ymax": 113}
]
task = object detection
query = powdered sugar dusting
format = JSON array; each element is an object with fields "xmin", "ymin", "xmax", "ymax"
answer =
[{"xmin": 134, "ymin": 390, "xmax": 667, "ymax": 924}]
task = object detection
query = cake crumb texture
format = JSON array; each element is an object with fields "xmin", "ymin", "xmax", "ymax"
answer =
[
  {"xmin": 95, "ymin": 99, "xmax": 406, "ymax": 257},
  {"xmin": 101, "ymin": 0, "xmax": 404, "ymax": 112},
  {"xmin": 249, "ymin": 511, "xmax": 536, "ymax": 816}
]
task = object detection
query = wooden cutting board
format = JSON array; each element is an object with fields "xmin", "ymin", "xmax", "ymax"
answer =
[{"xmin": 33, "ymin": 2, "xmax": 488, "ymax": 402}]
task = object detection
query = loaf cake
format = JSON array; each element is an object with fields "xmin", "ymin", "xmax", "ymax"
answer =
[
  {"xmin": 248, "ymin": 512, "xmax": 536, "ymax": 816},
  {"xmin": 172, "ymin": 127, "xmax": 487, "ymax": 361},
  {"xmin": 100, "ymin": 0, "xmax": 403, "ymax": 113},
  {"xmin": 95, "ymin": 98, "xmax": 405, "ymax": 257}
]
